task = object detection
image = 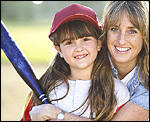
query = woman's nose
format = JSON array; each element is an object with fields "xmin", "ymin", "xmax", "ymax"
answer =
[{"xmin": 118, "ymin": 31, "xmax": 126, "ymax": 44}]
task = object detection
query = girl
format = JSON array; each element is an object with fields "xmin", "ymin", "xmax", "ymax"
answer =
[
  {"xmin": 100, "ymin": 1, "xmax": 149, "ymax": 120},
  {"xmin": 21, "ymin": 3, "xmax": 130, "ymax": 121}
]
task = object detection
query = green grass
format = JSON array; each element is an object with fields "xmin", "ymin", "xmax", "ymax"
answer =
[{"xmin": 1, "ymin": 21, "xmax": 57, "ymax": 64}]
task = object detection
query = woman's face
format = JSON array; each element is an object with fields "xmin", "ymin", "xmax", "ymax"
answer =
[{"xmin": 107, "ymin": 12, "xmax": 143, "ymax": 65}]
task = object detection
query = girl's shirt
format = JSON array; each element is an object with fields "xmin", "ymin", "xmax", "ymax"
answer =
[
  {"xmin": 49, "ymin": 79, "xmax": 130, "ymax": 118},
  {"xmin": 108, "ymin": 53, "xmax": 149, "ymax": 110},
  {"xmin": 20, "ymin": 78, "xmax": 129, "ymax": 121}
]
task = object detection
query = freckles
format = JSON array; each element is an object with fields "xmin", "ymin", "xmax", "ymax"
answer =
[
  {"xmin": 107, "ymin": 32, "xmax": 114, "ymax": 41},
  {"xmin": 107, "ymin": 36, "xmax": 113, "ymax": 44},
  {"xmin": 128, "ymin": 36, "xmax": 138, "ymax": 43}
]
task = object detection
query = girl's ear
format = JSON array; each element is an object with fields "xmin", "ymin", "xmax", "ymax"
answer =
[
  {"xmin": 54, "ymin": 45, "xmax": 60, "ymax": 52},
  {"xmin": 55, "ymin": 46, "xmax": 63, "ymax": 58},
  {"xmin": 97, "ymin": 39, "xmax": 102, "ymax": 51}
]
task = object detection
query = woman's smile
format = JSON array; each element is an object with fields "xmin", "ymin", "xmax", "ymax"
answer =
[{"xmin": 115, "ymin": 46, "xmax": 131, "ymax": 53}]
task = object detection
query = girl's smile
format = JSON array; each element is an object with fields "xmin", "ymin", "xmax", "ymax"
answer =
[
  {"xmin": 73, "ymin": 53, "xmax": 88, "ymax": 60},
  {"xmin": 56, "ymin": 36, "xmax": 101, "ymax": 71}
]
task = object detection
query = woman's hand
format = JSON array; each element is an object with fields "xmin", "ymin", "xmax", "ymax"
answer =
[
  {"xmin": 112, "ymin": 102, "xmax": 149, "ymax": 121},
  {"xmin": 29, "ymin": 104, "xmax": 61, "ymax": 121},
  {"xmin": 29, "ymin": 104, "xmax": 92, "ymax": 121}
]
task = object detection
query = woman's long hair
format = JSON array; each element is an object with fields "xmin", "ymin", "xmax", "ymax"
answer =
[
  {"xmin": 31, "ymin": 20, "xmax": 117, "ymax": 120},
  {"xmin": 100, "ymin": 1, "xmax": 149, "ymax": 90}
]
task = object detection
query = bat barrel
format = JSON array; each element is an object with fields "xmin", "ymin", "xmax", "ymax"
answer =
[{"xmin": 1, "ymin": 21, "xmax": 49, "ymax": 104}]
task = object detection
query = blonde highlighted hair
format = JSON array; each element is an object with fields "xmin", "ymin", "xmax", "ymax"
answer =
[{"xmin": 100, "ymin": 1, "xmax": 149, "ymax": 89}]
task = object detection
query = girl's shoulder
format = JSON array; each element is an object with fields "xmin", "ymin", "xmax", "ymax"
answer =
[{"xmin": 20, "ymin": 92, "xmax": 32, "ymax": 121}]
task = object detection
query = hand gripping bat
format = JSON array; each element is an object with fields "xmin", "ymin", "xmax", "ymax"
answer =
[{"xmin": 1, "ymin": 21, "xmax": 49, "ymax": 104}]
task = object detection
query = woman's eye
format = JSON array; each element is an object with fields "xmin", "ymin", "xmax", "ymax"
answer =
[
  {"xmin": 129, "ymin": 30, "xmax": 137, "ymax": 34},
  {"xmin": 110, "ymin": 27, "xmax": 119, "ymax": 32}
]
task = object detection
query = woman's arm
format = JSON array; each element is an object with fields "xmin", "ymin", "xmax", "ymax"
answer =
[
  {"xmin": 28, "ymin": 101, "xmax": 149, "ymax": 121},
  {"xmin": 54, "ymin": 111, "xmax": 92, "ymax": 121},
  {"xmin": 111, "ymin": 101, "xmax": 149, "ymax": 121},
  {"xmin": 29, "ymin": 104, "xmax": 92, "ymax": 121}
]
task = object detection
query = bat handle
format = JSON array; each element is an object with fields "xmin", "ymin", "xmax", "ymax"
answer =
[{"xmin": 39, "ymin": 94, "xmax": 49, "ymax": 104}]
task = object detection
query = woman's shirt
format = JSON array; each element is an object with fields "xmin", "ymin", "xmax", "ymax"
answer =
[
  {"xmin": 49, "ymin": 79, "xmax": 130, "ymax": 118},
  {"xmin": 108, "ymin": 53, "xmax": 149, "ymax": 110}
]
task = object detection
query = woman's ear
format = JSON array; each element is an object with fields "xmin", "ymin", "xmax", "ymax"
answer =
[
  {"xmin": 97, "ymin": 39, "xmax": 102, "ymax": 51},
  {"xmin": 55, "ymin": 46, "xmax": 63, "ymax": 58}
]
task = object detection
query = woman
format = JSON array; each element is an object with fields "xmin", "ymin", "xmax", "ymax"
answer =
[{"xmin": 99, "ymin": 1, "xmax": 149, "ymax": 120}]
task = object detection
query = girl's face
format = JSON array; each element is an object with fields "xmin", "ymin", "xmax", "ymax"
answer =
[
  {"xmin": 56, "ymin": 36, "xmax": 101, "ymax": 71},
  {"xmin": 107, "ymin": 12, "xmax": 143, "ymax": 66}
]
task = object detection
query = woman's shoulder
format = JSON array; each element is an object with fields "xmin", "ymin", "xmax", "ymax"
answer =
[
  {"xmin": 129, "ymin": 83, "xmax": 149, "ymax": 110},
  {"xmin": 126, "ymin": 67, "xmax": 149, "ymax": 110}
]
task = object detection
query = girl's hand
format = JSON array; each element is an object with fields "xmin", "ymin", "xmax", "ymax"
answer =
[{"xmin": 29, "ymin": 104, "xmax": 61, "ymax": 121}]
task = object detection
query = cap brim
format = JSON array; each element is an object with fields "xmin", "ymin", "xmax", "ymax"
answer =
[{"xmin": 49, "ymin": 14, "xmax": 101, "ymax": 38}]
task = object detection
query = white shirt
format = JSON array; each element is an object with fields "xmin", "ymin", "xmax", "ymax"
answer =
[
  {"xmin": 49, "ymin": 79, "xmax": 130, "ymax": 118},
  {"xmin": 120, "ymin": 66, "xmax": 137, "ymax": 85}
]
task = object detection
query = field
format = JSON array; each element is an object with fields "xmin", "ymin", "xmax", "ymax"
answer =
[
  {"xmin": 1, "ymin": 22, "xmax": 57, "ymax": 120},
  {"xmin": 1, "ymin": 63, "xmax": 49, "ymax": 120},
  {"xmin": 1, "ymin": 21, "xmax": 57, "ymax": 64}
]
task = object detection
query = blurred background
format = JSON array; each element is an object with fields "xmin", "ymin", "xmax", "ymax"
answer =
[{"xmin": 1, "ymin": 1, "xmax": 108, "ymax": 121}]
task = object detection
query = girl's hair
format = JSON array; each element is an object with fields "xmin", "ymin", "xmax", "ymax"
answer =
[
  {"xmin": 31, "ymin": 20, "xmax": 117, "ymax": 121},
  {"xmin": 100, "ymin": 1, "xmax": 149, "ymax": 90}
]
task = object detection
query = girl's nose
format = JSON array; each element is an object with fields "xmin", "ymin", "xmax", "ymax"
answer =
[
  {"xmin": 74, "ymin": 46, "xmax": 84, "ymax": 52},
  {"xmin": 74, "ymin": 42, "xmax": 84, "ymax": 52}
]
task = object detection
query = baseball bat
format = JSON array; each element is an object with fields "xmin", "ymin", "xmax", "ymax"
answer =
[{"xmin": 1, "ymin": 21, "xmax": 49, "ymax": 104}]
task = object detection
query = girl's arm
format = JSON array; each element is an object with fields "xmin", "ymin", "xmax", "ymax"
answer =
[{"xmin": 111, "ymin": 101, "xmax": 149, "ymax": 121}]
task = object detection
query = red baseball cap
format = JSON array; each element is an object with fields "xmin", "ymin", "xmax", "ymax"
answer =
[{"xmin": 48, "ymin": 3, "xmax": 101, "ymax": 38}]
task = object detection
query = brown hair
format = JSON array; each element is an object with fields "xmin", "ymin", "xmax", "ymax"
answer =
[
  {"xmin": 31, "ymin": 20, "xmax": 117, "ymax": 120},
  {"xmin": 100, "ymin": 1, "xmax": 149, "ymax": 90}
]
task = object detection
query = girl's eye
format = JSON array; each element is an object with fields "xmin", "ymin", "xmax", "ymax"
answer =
[
  {"xmin": 65, "ymin": 41, "xmax": 72, "ymax": 45},
  {"xmin": 129, "ymin": 30, "xmax": 137, "ymax": 34},
  {"xmin": 83, "ymin": 38, "xmax": 90, "ymax": 41},
  {"xmin": 110, "ymin": 27, "xmax": 119, "ymax": 32}
]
